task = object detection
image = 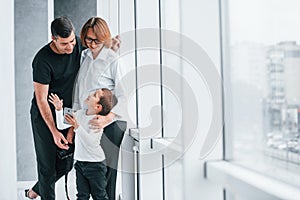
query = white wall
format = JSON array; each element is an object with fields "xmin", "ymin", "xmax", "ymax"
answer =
[
  {"xmin": 0, "ymin": 1, "xmax": 17, "ymax": 199},
  {"xmin": 180, "ymin": 0, "xmax": 223, "ymax": 199}
]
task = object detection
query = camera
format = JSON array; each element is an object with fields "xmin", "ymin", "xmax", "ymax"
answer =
[{"xmin": 57, "ymin": 143, "xmax": 75, "ymax": 160}]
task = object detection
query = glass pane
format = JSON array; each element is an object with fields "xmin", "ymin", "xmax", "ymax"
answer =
[
  {"xmin": 161, "ymin": 0, "xmax": 184, "ymax": 199},
  {"xmin": 224, "ymin": 0, "xmax": 300, "ymax": 187}
]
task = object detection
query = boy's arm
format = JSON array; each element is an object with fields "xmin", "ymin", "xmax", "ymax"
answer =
[
  {"xmin": 48, "ymin": 93, "xmax": 71, "ymax": 130},
  {"xmin": 64, "ymin": 112, "xmax": 79, "ymax": 144},
  {"xmin": 55, "ymin": 110, "xmax": 71, "ymax": 130}
]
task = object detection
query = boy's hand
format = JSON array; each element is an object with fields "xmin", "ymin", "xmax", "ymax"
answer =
[
  {"xmin": 65, "ymin": 112, "xmax": 79, "ymax": 129},
  {"xmin": 48, "ymin": 93, "xmax": 63, "ymax": 111}
]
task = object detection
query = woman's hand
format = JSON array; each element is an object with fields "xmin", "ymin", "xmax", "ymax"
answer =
[
  {"xmin": 111, "ymin": 35, "xmax": 121, "ymax": 52},
  {"xmin": 89, "ymin": 112, "xmax": 115, "ymax": 130},
  {"xmin": 48, "ymin": 93, "xmax": 63, "ymax": 111}
]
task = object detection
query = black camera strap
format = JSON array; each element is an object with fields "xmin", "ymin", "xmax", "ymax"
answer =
[{"xmin": 65, "ymin": 173, "xmax": 71, "ymax": 200}]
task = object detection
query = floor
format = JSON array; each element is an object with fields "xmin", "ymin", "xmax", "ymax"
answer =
[
  {"xmin": 17, "ymin": 169, "xmax": 77, "ymax": 200},
  {"xmin": 17, "ymin": 169, "xmax": 122, "ymax": 200}
]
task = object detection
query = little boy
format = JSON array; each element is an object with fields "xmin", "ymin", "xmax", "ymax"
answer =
[{"xmin": 48, "ymin": 88, "xmax": 116, "ymax": 200}]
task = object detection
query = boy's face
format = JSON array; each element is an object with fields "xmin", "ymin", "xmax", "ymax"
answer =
[{"xmin": 84, "ymin": 90, "xmax": 103, "ymax": 109}]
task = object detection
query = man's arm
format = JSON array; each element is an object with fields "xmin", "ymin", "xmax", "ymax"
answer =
[{"xmin": 34, "ymin": 82, "xmax": 68, "ymax": 149}]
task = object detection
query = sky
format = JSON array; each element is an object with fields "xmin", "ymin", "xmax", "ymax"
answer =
[{"xmin": 229, "ymin": 0, "xmax": 300, "ymax": 45}]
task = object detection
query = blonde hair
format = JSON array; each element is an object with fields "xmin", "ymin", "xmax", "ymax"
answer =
[{"xmin": 80, "ymin": 17, "xmax": 112, "ymax": 48}]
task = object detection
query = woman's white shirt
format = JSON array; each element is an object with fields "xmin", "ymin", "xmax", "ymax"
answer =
[{"xmin": 73, "ymin": 47, "xmax": 127, "ymax": 119}]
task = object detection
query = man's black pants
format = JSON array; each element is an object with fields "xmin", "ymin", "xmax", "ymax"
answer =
[
  {"xmin": 101, "ymin": 120, "xmax": 127, "ymax": 200},
  {"xmin": 30, "ymin": 105, "xmax": 73, "ymax": 200}
]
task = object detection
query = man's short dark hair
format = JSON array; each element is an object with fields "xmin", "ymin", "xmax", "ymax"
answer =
[
  {"xmin": 51, "ymin": 16, "xmax": 74, "ymax": 38},
  {"xmin": 98, "ymin": 88, "xmax": 118, "ymax": 116}
]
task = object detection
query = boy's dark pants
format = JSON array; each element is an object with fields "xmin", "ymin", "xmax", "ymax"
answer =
[{"xmin": 75, "ymin": 161, "xmax": 108, "ymax": 200}]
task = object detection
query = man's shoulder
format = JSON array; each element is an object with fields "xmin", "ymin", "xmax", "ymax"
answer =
[
  {"xmin": 32, "ymin": 44, "xmax": 52, "ymax": 65},
  {"xmin": 34, "ymin": 43, "xmax": 50, "ymax": 56}
]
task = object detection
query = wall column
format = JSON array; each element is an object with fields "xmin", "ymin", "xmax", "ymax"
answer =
[
  {"xmin": 0, "ymin": 0, "xmax": 17, "ymax": 199},
  {"xmin": 54, "ymin": 0, "xmax": 97, "ymax": 36},
  {"xmin": 15, "ymin": 0, "xmax": 49, "ymax": 181}
]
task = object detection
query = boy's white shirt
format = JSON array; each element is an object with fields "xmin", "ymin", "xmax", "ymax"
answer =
[{"xmin": 55, "ymin": 109, "xmax": 105, "ymax": 162}]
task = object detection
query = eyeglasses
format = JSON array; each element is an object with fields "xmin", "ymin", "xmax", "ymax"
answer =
[{"xmin": 85, "ymin": 37, "xmax": 102, "ymax": 45}]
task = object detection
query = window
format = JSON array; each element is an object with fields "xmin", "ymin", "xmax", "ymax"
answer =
[{"xmin": 223, "ymin": 0, "xmax": 300, "ymax": 188}]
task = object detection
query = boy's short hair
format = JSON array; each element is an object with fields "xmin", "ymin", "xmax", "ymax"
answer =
[{"xmin": 98, "ymin": 88, "xmax": 118, "ymax": 116}]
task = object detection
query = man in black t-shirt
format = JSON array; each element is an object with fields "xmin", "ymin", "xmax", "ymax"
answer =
[{"xmin": 27, "ymin": 16, "xmax": 83, "ymax": 200}]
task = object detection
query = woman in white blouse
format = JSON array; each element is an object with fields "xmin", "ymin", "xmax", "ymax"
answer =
[{"xmin": 73, "ymin": 17, "xmax": 127, "ymax": 200}]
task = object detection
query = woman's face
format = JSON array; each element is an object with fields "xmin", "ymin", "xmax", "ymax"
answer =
[{"xmin": 85, "ymin": 28, "xmax": 104, "ymax": 54}]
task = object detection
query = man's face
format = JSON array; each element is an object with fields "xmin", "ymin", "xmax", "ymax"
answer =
[{"xmin": 52, "ymin": 31, "xmax": 76, "ymax": 54}]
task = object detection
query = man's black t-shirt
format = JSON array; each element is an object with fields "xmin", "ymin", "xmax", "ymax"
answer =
[{"xmin": 31, "ymin": 36, "xmax": 84, "ymax": 113}]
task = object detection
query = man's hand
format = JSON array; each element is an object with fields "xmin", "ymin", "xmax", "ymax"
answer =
[
  {"xmin": 48, "ymin": 93, "xmax": 63, "ymax": 111},
  {"xmin": 111, "ymin": 35, "xmax": 121, "ymax": 52},
  {"xmin": 52, "ymin": 130, "xmax": 69, "ymax": 150},
  {"xmin": 89, "ymin": 112, "xmax": 115, "ymax": 130}
]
